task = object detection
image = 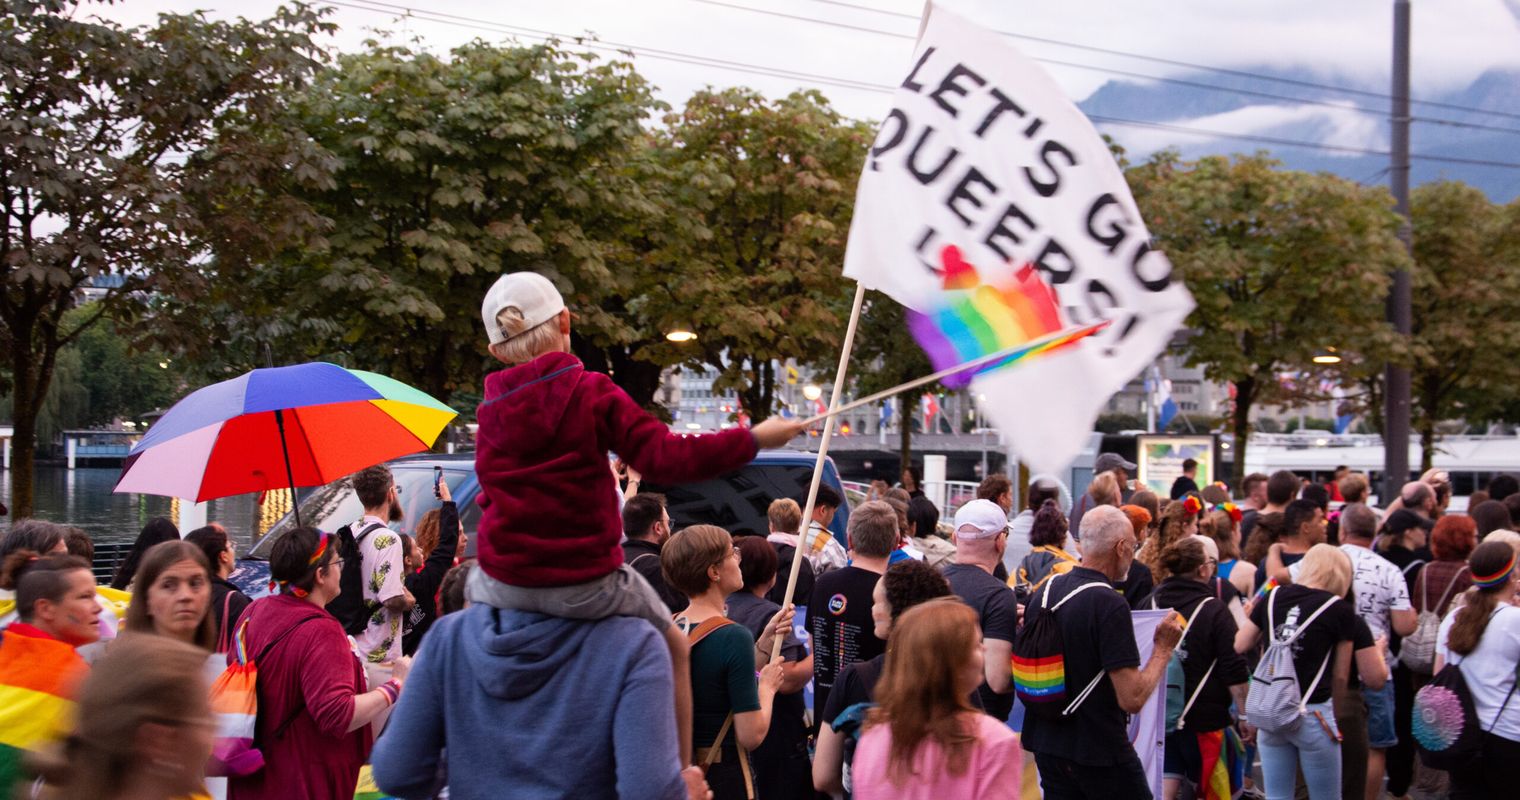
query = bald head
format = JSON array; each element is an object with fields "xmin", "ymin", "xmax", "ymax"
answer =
[{"xmin": 1402, "ymin": 481, "xmax": 1434, "ymax": 513}]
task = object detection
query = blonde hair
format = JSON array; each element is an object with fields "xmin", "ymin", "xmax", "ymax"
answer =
[
  {"xmin": 767, "ymin": 498, "xmax": 802, "ymax": 534},
  {"xmin": 1297, "ymin": 543, "xmax": 1352, "ymax": 597},
  {"xmin": 1482, "ymin": 528, "xmax": 1520, "ymax": 559},
  {"xmin": 488, "ymin": 305, "xmax": 562, "ymax": 364},
  {"xmin": 1088, "ymin": 472, "xmax": 1121, "ymax": 507}
]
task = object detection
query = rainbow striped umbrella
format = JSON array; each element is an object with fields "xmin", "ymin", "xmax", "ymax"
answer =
[{"xmin": 114, "ymin": 363, "xmax": 457, "ymax": 513}]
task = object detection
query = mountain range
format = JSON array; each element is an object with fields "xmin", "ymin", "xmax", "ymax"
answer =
[{"xmin": 1078, "ymin": 67, "xmax": 1520, "ymax": 202}]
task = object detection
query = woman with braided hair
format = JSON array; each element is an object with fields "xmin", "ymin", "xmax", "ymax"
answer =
[{"xmin": 228, "ymin": 528, "xmax": 411, "ymax": 800}]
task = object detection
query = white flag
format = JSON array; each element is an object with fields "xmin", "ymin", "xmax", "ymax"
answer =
[
  {"xmin": 1129, "ymin": 609, "xmax": 1170, "ymax": 800},
  {"xmin": 841, "ymin": 3, "xmax": 1194, "ymax": 474}
]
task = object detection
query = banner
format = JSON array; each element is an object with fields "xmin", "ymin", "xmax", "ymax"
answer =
[
  {"xmin": 842, "ymin": 3, "xmax": 1194, "ymax": 475},
  {"xmin": 1128, "ymin": 609, "xmax": 1169, "ymax": 799}
]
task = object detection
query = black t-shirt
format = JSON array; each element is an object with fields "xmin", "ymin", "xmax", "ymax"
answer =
[
  {"xmin": 1117, "ymin": 562, "xmax": 1155, "ymax": 609},
  {"xmin": 821, "ymin": 653, "xmax": 885, "ymax": 729},
  {"xmin": 1254, "ymin": 550, "xmax": 1306, "ymax": 590},
  {"xmin": 1380, "ymin": 544, "xmax": 1433, "ymax": 591},
  {"xmin": 765, "ymin": 542, "xmax": 815, "ymax": 611},
  {"xmin": 624, "ymin": 538, "xmax": 687, "ymax": 614},
  {"xmin": 1170, "ymin": 476, "xmax": 1200, "ymax": 500},
  {"xmin": 726, "ymin": 591, "xmax": 809, "ymax": 759},
  {"xmin": 943, "ymin": 563, "xmax": 1019, "ymax": 720},
  {"xmin": 1239, "ymin": 508, "xmax": 1260, "ymax": 542},
  {"xmin": 808, "ymin": 566, "xmax": 887, "ymax": 723},
  {"xmin": 1020, "ymin": 568, "xmax": 1143, "ymax": 766},
  {"xmin": 1248, "ymin": 583, "xmax": 1370, "ymax": 704}
]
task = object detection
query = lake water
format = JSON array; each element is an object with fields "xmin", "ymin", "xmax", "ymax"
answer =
[{"xmin": 2, "ymin": 466, "xmax": 278, "ymax": 549}]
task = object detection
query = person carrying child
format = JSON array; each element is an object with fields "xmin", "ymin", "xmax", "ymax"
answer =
[{"xmin": 469, "ymin": 272, "xmax": 806, "ymax": 767}]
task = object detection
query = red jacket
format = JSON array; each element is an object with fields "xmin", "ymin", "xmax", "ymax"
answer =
[{"xmin": 475, "ymin": 351, "xmax": 758, "ymax": 587}]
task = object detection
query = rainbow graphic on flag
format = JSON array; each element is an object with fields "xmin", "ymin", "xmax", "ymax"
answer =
[
  {"xmin": 906, "ymin": 245, "xmax": 1107, "ymax": 388},
  {"xmin": 0, "ymin": 625, "xmax": 86, "ymax": 792}
]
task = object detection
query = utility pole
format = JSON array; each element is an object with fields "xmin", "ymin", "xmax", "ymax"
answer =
[{"xmin": 1384, "ymin": 0, "xmax": 1413, "ymax": 503}]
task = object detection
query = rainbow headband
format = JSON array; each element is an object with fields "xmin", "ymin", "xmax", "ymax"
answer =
[
  {"xmin": 1474, "ymin": 553, "xmax": 1517, "ymax": 590},
  {"xmin": 1212, "ymin": 502, "xmax": 1242, "ymax": 524},
  {"xmin": 269, "ymin": 531, "xmax": 332, "ymax": 597}
]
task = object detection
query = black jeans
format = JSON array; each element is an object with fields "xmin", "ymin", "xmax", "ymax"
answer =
[
  {"xmin": 1034, "ymin": 751, "xmax": 1153, "ymax": 800},
  {"xmin": 1449, "ymin": 732, "xmax": 1520, "ymax": 800},
  {"xmin": 1385, "ymin": 664, "xmax": 1418, "ymax": 796}
]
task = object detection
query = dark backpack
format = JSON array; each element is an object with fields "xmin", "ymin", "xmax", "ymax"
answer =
[
  {"xmin": 1412, "ymin": 616, "xmax": 1519, "ymax": 770},
  {"xmin": 325, "ymin": 522, "xmax": 384, "ymax": 636},
  {"xmin": 1012, "ymin": 575, "xmax": 1108, "ymax": 719}
]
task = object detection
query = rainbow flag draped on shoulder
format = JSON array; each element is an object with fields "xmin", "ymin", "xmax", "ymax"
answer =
[{"xmin": 0, "ymin": 623, "xmax": 87, "ymax": 792}]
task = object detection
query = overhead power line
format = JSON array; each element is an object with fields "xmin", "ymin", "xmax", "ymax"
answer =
[
  {"xmin": 803, "ymin": 0, "xmax": 1520, "ymax": 124},
  {"xmin": 324, "ymin": 0, "xmax": 1520, "ymax": 170}
]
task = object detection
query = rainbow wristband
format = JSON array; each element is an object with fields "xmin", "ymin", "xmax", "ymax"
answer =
[{"xmin": 377, "ymin": 679, "xmax": 402, "ymax": 706}]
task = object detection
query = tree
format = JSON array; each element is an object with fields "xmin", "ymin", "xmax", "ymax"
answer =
[
  {"xmin": 1407, "ymin": 182, "xmax": 1520, "ymax": 467},
  {"xmin": 657, "ymin": 88, "xmax": 871, "ymax": 423},
  {"xmin": 0, "ymin": 1, "xmax": 334, "ymax": 517},
  {"xmin": 1127, "ymin": 153, "xmax": 1408, "ymax": 486},
  {"xmin": 848, "ymin": 290, "xmax": 942, "ymax": 472},
  {"xmin": 176, "ymin": 38, "xmax": 705, "ymax": 413}
]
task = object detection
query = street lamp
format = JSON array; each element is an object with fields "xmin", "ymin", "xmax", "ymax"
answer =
[
  {"xmin": 1312, "ymin": 348, "xmax": 1342, "ymax": 365},
  {"xmin": 665, "ymin": 326, "xmax": 697, "ymax": 343},
  {"xmin": 802, "ymin": 384, "xmax": 822, "ymax": 402}
]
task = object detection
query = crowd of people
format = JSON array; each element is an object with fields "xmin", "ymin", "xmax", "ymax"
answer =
[{"xmin": 4, "ymin": 271, "xmax": 1520, "ymax": 800}]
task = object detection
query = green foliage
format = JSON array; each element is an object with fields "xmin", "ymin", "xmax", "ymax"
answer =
[
  {"xmin": 175, "ymin": 38, "xmax": 689, "ymax": 405},
  {"xmin": 0, "ymin": 0, "xmax": 335, "ymax": 515},
  {"xmin": 1128, "ymin": 152, "xmax": 1408, "ymax": 484},
  {"xmin": 1407, "ymin": 182, "xmax": 1520, "ymax": 466},
  {"xmin": 657, "ymin": 88, "xmax": 871, "ymax": 422}
]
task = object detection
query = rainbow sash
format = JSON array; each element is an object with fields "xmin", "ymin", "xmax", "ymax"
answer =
[{"xmin": 0, "ymin": 624, "xmax": 86, "ymax": 793}]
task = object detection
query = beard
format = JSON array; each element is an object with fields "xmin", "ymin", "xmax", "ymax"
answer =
[{"xmin": 389, "ymin": 502, "xmax": 404, "ymax": 523}]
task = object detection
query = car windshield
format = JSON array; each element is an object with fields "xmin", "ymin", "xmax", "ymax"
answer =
[{"xmin": 248, "ymin": 466, "xmax": 471, "ymax": 559}]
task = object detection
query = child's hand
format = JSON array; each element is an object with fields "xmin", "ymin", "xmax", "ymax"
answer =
[{"xmin": 751, "ymin": 418, "xmax": 806, "ymax": 448}]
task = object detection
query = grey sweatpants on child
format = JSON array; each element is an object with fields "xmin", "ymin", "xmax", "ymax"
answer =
[{"xmin": 466, "ymin": 562, "xmax": 674, "ymax": 631}]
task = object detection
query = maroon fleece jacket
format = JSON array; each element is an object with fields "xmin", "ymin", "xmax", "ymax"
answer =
[{"xmin": 475, "ymin": 351, "xmax": 759, "ymax": 587}]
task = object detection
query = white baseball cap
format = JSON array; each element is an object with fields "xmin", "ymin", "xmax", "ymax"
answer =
[
  {"xmin": 952, "ymin": 499, "xmax": 1010, "ymax": 540},
  {"xmin": 481, "ymin": 272, "xmax": 566, "ymax": 345}
]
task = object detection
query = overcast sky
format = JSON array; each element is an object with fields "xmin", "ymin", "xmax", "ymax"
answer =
[{"xmin": 93, "ymin": 0, "xmax": 1520, "ymax": 151}]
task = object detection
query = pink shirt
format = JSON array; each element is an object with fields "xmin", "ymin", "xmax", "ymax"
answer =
[{"xmin": 852, "ymin": 713, "xmax": 1022, "ymax": 800}]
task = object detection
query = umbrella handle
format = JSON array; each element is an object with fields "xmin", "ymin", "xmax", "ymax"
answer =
[{"xmin": 274, "ymin": 408, "xmax": 303, "ymax": 529}]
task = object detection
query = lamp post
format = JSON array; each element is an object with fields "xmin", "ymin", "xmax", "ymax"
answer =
[{"xmin": 1384, "ymin": 0, "xmax": 1413, "ymax": 502}]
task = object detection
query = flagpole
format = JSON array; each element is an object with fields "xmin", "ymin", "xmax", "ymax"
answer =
[
  {"xmin": 798, "ymin": 322, "xmax": 1108, "ymax": 428},
  {"xmin": 770, "ymin": 281, "xmax": 867, "ymax": 663}
]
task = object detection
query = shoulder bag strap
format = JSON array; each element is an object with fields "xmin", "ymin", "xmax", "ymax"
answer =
[
  {"xmin": 216, "ymin": 591, "xmax": 235, "ymax": 653},
  {"xmin": 629, "ymin": 552, "xmax": 660, "ymax": 570},
  {"xmin": 254, "ymin": 614, "xmax": 330, "ymax": 740},
  {"xmin": 1175, "ymin": 598, "xmax": 1215, "ymax": 730},
  {"xmin": 1434, "ymin": 566, "xmax": 1468, "ymax": 616},
  {"xmin": 1056, "ymin": 580, "xmax": 1119, "ymax": 717}
]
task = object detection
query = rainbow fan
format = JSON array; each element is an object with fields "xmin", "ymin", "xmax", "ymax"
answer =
[{"xmin": 906, "ymin": 245, "xmax": 1106, "ymax": 388}]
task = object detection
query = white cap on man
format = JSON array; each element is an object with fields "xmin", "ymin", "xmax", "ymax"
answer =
[
  {"xmin": 952, "ymin": 499, "xmax": 1010, "ymax": 540},
  {"xmin": 481, "ymin": 272, "xmax": 566, "ymax": 345}
]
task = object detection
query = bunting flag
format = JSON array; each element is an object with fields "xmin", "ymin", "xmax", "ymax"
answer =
[
  {"xmin": 906, "ymin": 246, "xmax": 1107, "ymax": 388},
  {"xmin": 0, "ymin": 624, "xmax": 87, "ymax": 791}
]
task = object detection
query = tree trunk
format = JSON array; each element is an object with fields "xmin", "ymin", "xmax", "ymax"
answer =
[
  {"xmin": 898, "ymin": 388, "xmax": 913, "ymax": 480},
  {"xmin": 1230, "ymin": 376, "xmax": 1257, "ymax": 490},
  {"xmin": 8, "ymin": 318, "xmax": 51, "ymax": 520}
]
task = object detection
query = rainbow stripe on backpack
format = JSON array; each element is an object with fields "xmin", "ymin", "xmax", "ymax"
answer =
[{"xmin": 1012, "ymin": 653, "xmax": 1068, "ymax": 703}]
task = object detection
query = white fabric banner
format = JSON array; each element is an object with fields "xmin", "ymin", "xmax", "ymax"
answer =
[
  {"xmin": 841, "ymin": 3, "xmax": 1195, "ymax": 474},
  {"xmin": 1129, "ymin": 609, "xmax": 1169, "ymax": 800}
]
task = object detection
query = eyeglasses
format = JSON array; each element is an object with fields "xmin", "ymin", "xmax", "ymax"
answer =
[{"xmin": 732, "ymin": 546, "xmax": 742, "ymax": 559}]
